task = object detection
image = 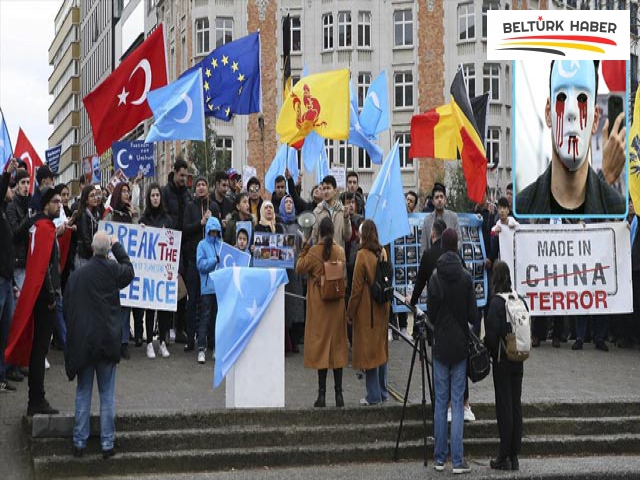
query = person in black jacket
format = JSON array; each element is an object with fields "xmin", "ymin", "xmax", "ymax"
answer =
[
  {"xmin": 484, "ymin": 260, "xmax": 523, "ymax": 471},
  {"xmin": 428, "ymin": 228, "xmax": 478, "ymax": 474},
  {"xmin": 64, "ymin": 231, "xmax": 134, "ymax": 459},
  {"xmin": 74, "ymin": 185, "xmax": 100, "ymax": 269},
  {"xmin": 0, "ymin": 161, "xmax": 18, "ymax": 392},
  {"xmin": 139, "ymin": 184, "xmax": 174, "ymax": 359},
  {"xmin": 7, "ymin": 168, "xmax": 32, "ymax": 290},
  {"xmin": 410, "ymin": 219, "xmax": 446, "ymax": 307}
]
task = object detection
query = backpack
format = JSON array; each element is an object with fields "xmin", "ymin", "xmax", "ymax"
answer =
[
  {"xmin": 309, "ymin": 252, "xmax": 345, "ymax": 301},
  {"xmin": 370, "ymin": 252, "xmax": 393, "ymax": 304},
  {"xmin": 497, "ymin": 291, "xmax": 531, "ymax": 362}
]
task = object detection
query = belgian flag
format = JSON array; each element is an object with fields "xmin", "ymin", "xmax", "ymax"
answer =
[
  {"xmin": 282, "ymin": 14, "xmax": 291, "ymax": 102},
  {"xmin": 409, "ymin": 69, "xmax": 488, "ymax": 204}
]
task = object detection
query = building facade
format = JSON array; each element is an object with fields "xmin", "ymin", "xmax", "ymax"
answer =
[{"xmin": 48, "ymin": 0, "xmax": 81, "ymax": 189}]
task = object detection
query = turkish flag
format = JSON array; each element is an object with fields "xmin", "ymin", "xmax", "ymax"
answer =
[
  {"xmin": 83, "ymin": 25, "xmax": 168, "ymax": 155},
  {"xmin": 602, "ymin": 60, "xmax": 626, "ymax": 93},
  {"xmin": 14, "ymin": 128, "xmax": 43, "ymax": 194}
]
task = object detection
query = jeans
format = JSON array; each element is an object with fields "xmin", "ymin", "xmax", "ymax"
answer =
[
  {"xmin": 13, "ymin": 268, "xmax": 25, "ymax": 290},
  {"xmin": 0, "ymin": 276, "xmax": 15, "ymax": 382},
  {"xmin": 364, "ymin": 363, "xmax": 388, "ymax": 404},
  {"xmin": 199, "ymin": 294, "xmax": 217, "ymax": 351},
  {"xmin": 121, "ymin": 307, "xmax": 131, "ymax": 345},
  {"xmin": 54, "ymin": 296, "xmax": 67, "ymax": 348},
  {"xmin": 73, "ymin": 361, "xmax": 117, "ymax": 451},
  {"xmin": 576, "ymin": 315, "xmax": 609, "ymax": 343},
  {"xmin": 433, "ymin": 357, "xmax": 466, "ymax": 467},
  {"xmin": 185, "ymin": 260, "xmax": 201, "ymax": 345}
]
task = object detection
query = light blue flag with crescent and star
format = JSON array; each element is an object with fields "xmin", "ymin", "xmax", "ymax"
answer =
[
  {"xmin": 301, "ymin": 130, "xmax": 325, "ymax": 173},
  {"xmin": 365, "ymin": 140, "xmax": 410, "ymax": 246},
  {"xmin": 212, "ymin": 267, "xmax": 289, "ymax": 387},
  {"xmin": 0, "ymin": 108, "xmax": 13, "ymax": 171},
  {"xmin": 216, "ymin": 242, "xmax": 251, "ymax": 270},
  {"xmin": 145, "ymin": 69, "xmax": 205, "ymax": 143},
  {"xmin": 348, "ymin": 80, "xmax": 383, "ymax": 165},
  {"xmin": 265, "ymin": 144, "xmax": 298, "ymax": 194},
  {"xmin": 315, "ymin": 142, "xmax": 330, "ymax": 186},
  {"xmin": 359, "ymin": 70, "xmax": 389, "ymax": 139}
]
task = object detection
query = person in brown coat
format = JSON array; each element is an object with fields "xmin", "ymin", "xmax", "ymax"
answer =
[
  {"xmin": 346, "ymin": 220, "xmax": 390, "ymax": 405},
  {"xmin": 296, "ymin": 216, "xmax": 349, "ymax": 408}
]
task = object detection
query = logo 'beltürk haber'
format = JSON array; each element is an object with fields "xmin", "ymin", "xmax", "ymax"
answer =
[{"xmin": 276, "ymin": 69, "xmax": 349, "ymax": 145}]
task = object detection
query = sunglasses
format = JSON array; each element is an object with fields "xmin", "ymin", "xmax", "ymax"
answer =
[{"xmin": 248, "ymin": 186, "xmax": 260, "ymax": 192}]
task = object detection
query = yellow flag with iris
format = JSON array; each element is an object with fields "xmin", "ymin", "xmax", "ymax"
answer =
[
  {"xmin": 629, "ymin": 87, "xmax": 640, "ymax": 210},
  {"xmin": 276, "ymin": 69, "xmax": 350, "ymax": 145}
]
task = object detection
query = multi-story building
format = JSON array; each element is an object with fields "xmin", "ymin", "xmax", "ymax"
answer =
[{"xmin": 48, "ymin": 0, "xmax": 81, "ymax": 190}]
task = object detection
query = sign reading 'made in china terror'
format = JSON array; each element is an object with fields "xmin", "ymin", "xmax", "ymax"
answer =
[{"xmin": 500, "ymin": 223, "xmax": 632, "ymax": 316}]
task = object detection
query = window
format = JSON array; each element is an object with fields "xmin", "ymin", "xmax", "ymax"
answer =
[
  {"xmin": 338, "ymin": 12, "xmax": 352, "ymax": 48},
  {"xmin": 291, "ymin": 16, "xmax": 301, "ymax": 52},
  {"xmin": 482, "ymin": 1, "xmax": 499, "ymax": 39},
  {"xmin": 396, "ymin": 133, "xmax": 413, "ymax": 169},
  {"xmin": 291, "ymin": 75, "xmax": 300, "ymax": 87},
  {"xmin": 394, "ymin": 72, "xmax": 413, "ymax": 109},
  {"xmin": 215, "ymin": 17, "xmax": 233, "ymax": 47},
  {"xmin": 632, "ymin": 3, "xmax": 638, "ymax": 36},
  {"xmin": 486, "ymin": 128, "xmax": 500, "ymax": 166},
  {"xmin": 323, "ymin": 14, "xmax": 334, "ymax": 50},
  {"xmin": 394, "ymin": 10, "xmax": 413, "ymax": 47},
  {"xmin": 325, "ymin": 139, "xmax": 335, "ymax": 166},
  {"xmin": 463, "ymin": 64, "xmax": 476, "ymax": 98},
  {"xmin": 357, "ymin": 72, "xmax": 371, "ymax": 109},
  {"xmin": 357, "ymin": 11, "xmax": 371, "ymax": 48},
  {"xmin": 214, "ymin": 137, "xmax": 233, "ymax": 170},
  {"xmin": 339, "ymin": 141, "xmax": 353, "ymax": 168},
  {"xmin": 357, "ymin": 149, "xmax": 371, "ymax": 170},
  {"xmin": 483, "ymin": 63, "xmax": 500, "ymax": 101},
  {"xmin": 458, "ymin": 3, "xmax": 475, "ymax": 42},
  {"xmin": 181, "ymin": 35, "xmax": 186, "ymax": 70},
  {"xmin": 195, "ymin": 17, "xmax": 209, "ymax": 55}
]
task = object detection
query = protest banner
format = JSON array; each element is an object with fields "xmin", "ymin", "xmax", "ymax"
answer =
[
  {"xmin": 45, "ymin": 145, "xmax": 62, "ymax": 174},
  {"xmin": 252, "ymin": 232, "xmax": 296, "ymax": 268},
  {"xmin": 112, "ymin": 141, "xmax": 155, "ymax": 178},
  {"xmin": 499, "ymin": 223, "xmax": 632, "ymax": 315},
  {"xmin": 106, "ymin": 168, "xmax": 128, "ymax": 194},
  {"xmin": 99, "ymin": 221, "xmax": 182, "ymax": 311},
  {"xmin": 329, "ymin": 167, "xmax": 346, "ymax": 189}
]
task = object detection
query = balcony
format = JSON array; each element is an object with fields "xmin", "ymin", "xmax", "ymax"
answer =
[
  {"xmin": 48, "ymin": 43, "xmax": 80, "ymax": 92},
  {"xmin": 48, "ymin": 7, "xmax": 79, "ymax": 65},
  {"xmin": 49, "ymin": 112, "xmax": 80, "ymax": 147},
  {"xmin": 48, "ymin": 78, "xmax": 80, "ymax": 123}
]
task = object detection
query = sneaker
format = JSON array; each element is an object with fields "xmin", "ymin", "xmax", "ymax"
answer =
[
  {"xmin": 434, "ymin": 461, "xmax": 445, "ymax": 472},
  {"xmin": 146, "ymin": 343, "xmax": 156, "ymax": 359},
  {"xmin": 27, "ymin": 400, "xmax": 59, "ymax": 416},
  {"xmin": 197, "ymin": 351, "xmax": 206, "ymax": 364},
  {"xmin": 170, "ymin": 329, "xmax": 176, "ymax": 342},
  {"xmin": 44, "ymin": 358, "xmax": 50, "ymax": 370},
  {"xmin": 452, "ymin": 462, "xmax": 471, "ymax": 474},
  {"xmin": 5, "ymin": 370, "xmax": 24, "ymax": 382},
  {"xmin": 464, "ymin": 405, "xmax": 476, "ymax": 422},
  {"xmin": 102, "ymin": 448, "xmax": 116, "ymax": 459},
  {"xmin": 359, "ymin": 398, "xmax": 380, "ymax": 406},
  {"xmin": 0, "ymin": 381, "xmax": 16, "ymax": 392},
  {"xmin": 388, "ymin": 329, "xmax": 393, "ymax": 341},
  {"xmin": 595, "ymin": 341, "xmax": 609, "ymax": 352},
  {"xmin": 159, "ymin": 341, "xmax": 170, "ymax": 358},
  {"xmin": 572, "ymin": 339, "xmax": 584, "ymax": 351},
  {"xmin": 447, "ymin": 406, "xmax": 452, "ymax": 423}
]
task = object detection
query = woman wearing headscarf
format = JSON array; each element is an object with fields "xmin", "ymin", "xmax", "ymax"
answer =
[
  {"xmin": 254, "ymin": 200, "xmax": 285, "ymax": 234},
  {"xmin": 295, "ymin": 216, "xmax": 348, "ymax": 408}
]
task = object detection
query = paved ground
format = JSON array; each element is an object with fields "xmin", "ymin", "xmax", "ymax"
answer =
[{"xmin": 2, "ymin": 332, "xmax": 640, "ymax": 480}]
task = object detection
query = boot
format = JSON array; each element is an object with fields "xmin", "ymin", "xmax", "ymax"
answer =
[
  {"xmin": 314, "ymin": 389, "xmax": 326, "ymax": 408},
  {"xmin": 335, "ymin": 387, "xmax": 344, "ymax": 408},
  {"xmin": 333, "ymin": 368, "xmax": 344, "ymax": 407}
]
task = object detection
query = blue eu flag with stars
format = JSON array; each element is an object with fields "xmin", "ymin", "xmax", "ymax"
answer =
[{"xmin": 189, "ymin": 32, "xmax": 262, "ymax": 121}]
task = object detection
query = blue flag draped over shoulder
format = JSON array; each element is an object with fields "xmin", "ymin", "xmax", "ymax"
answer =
[
  {"xmin": 365, "ymin": 140, "xmax": 410, "ymax": 245},
  {"xmin": 194, "ymin": 32, "xmax": 262, "ymax": 121},
  {"xmin": 265, "ymin": 144, "xmax": 298, "ymax": 194},
  {"xmin": 145, "ymin": 69, "xmax": 205, "ymax": 143},
  {"xmin": 212, "ymin": 267, "xmax": 288, "ymax": 387},
  {"xmin": 0, "ymin": 109, "xmax": 13, "ymax": 171},
  {"xmin": 348, "ymin": 80, "xmax": 383, "ymax": 165}
]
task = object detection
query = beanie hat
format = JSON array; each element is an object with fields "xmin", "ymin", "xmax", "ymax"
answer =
[
  {"xmin": 40, "ymin": 186, "xmax": 59, "ymax": 210},
  {"xmin": 441, "ymin": 227, "xmax": 458, "ymax": 252},
  {"xmin": 193, "ymin": 175, "xmax": 208, "ymax": 190}
]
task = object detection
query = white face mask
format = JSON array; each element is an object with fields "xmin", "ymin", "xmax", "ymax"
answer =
[{"xmin": 549, "ymin": 60, "xmax": 597, "ymax": 172}]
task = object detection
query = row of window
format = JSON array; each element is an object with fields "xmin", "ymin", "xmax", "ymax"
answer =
[
  {"xmin": 52, "ymin": 60, "xmax": 79, "ymax": 98},
  {"xmin": 322, "ymin": 10, "xmax": 411, "ymax": 51},
  {"xmin": 52, "ymin": 94, "xmax": 79, "ymax": 130},
  {"xmin": 194, "ymin": 16, "xmax": 233, "ymax": 55},
  {"xmin": 52, "ymin": 26, "xmax": 79, "ymax": 67},
  {"xmin": 458, "ymin": 2, "xmax": 499, "ymax": 42},
  {"xmin": 462, "ymin": 63, "xmax": 501, "ymax": 102}
]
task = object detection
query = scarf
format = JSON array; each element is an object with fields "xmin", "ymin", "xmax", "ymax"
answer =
[
  {"xmin": 259, "ymin": 201, "xmax": 276, "ymax": 233},
  {"xmin": 279, "ymin": 194, "xmax": 296, "ymax": 224}
]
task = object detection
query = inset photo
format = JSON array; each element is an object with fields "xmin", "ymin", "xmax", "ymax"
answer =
[{"xmin": 513, "ymin": 59, "xmax": 627, "ymax": 218}]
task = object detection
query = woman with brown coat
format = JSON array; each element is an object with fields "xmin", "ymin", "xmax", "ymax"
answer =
[
  {"xmin": 347, "ymin": 220, "xmax": 390, "ymax": 405},
  {"xmin": 296, "ymin": 216, "xmax": 349, "ymax": 408}
]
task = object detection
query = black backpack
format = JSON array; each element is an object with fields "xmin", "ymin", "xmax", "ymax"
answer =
[{"xmin": 370, "ymin": 252, "xmax": 394, "ymax": 304}]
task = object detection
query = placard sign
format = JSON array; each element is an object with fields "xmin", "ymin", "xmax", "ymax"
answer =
[
  {"xmin": 252, "ymin": 232, "xmax": 296, "ymax": 268},
  {"xmin": 499, "ymin": 223, "xmax": 632, "ymax": 315},
  {"xmin": 458, "ymin": 213, "xmax": 489, "ymax": 308},
  {"xmin": 99, "ymin": 221, "xmax": 182, "ymax": 311},
  {"xmin": 391, "ymin": 213, "xmax": 426, "ymax": 313}
]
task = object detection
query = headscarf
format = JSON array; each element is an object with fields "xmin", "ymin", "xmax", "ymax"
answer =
[
  {"xmin": 259, "ymin": 200, "xmax": 276, "ymax": 233},
  {"xmin": 279, "ymin": 194, "xmax": 296, "ymax": 224}
]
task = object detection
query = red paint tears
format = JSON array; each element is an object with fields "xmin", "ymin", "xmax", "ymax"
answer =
[
  {"xmin": 568, "ymin": 136, "xmax": 579, "ymax": 163},
  {"xmin": 578, "ymin": 101, "xmax": 588, "ymax": 130},
  {"xmin": 555, "ymin": 99, "xmax": 565, "ymax": 147}
]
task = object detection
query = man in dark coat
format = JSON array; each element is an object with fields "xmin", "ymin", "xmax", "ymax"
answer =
[
  {"xmin": 427, "ymin": 228, "xmax": 478, "ymax": 474},
  {"xmin": 410, "ymin": 218, "xmax": 446, "ymax": 307},
  {"xmin": 64, "ymin": 231, "xmax": 134, "ymax": 458}
]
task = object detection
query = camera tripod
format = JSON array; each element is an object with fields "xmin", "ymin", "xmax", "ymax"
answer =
[{"xmin": 390, "ymin": 291, "xmax": 435, "ymax": 467}]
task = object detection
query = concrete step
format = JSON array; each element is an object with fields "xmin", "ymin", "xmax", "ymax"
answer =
[
  {"xmin": 30, "ymin": 416, "xmax": 640, "ymax": 457},
  {"xmin": 32, "ymin": 434, "xmax": 640, "ymax": 478}
]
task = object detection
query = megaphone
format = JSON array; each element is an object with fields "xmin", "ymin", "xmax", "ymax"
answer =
[{"xmin": 297, "ymin": 211, "xmax": 316, "ymax": 239}]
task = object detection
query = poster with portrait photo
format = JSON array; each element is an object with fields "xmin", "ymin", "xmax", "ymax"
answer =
[
  {"xmin": 395, "ymin": 267, "xmax": 406, "ymax": 284},
  {"xmin": 252, "ymin": 232, "xmax": 296, "ymax": 268},
  {"xmin": 458, "ymin": 213, "xmax": 488, "ymax": 307},
  {"xmin": 391, "ymin": 213, "xmax": 427, "ymax": 313}
]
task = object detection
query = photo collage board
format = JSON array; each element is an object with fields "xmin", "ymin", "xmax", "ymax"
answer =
[{"xmin": 252, "ymin": 232, "xmax": 297, "ymax": 269}]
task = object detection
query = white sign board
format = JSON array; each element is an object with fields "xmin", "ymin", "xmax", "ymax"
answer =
[
  {"xmin": 500, "ymin": 223, "xmax": 632, "ymax": 315},
  {"xmin": 242, "ymin": 165, "xmax": 257, "ymax": 190},
  {"xmin": 330, "ymin": 167, "xmax": 346, "ymax": 189},
  {"xmin": 100, "ymin": 221, "xmax": 182, "ymax": 311}
]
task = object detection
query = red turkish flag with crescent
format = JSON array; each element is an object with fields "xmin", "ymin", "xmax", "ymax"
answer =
[
  {"xmin": 83, "ymin": 24, "xmax": 168, "ymax": 155},
  {"xmin": 14, "ymin": 128, "xmax": 43, "ymax": 195}
]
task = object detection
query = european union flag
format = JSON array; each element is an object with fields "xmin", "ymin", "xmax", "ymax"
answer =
[
  {"xmin": 359, "ymin": 70, "xmax": 389, "ymax": 138},
  {"xmin": 365, "ymin": 140, "xmax": 410, "ymax": 246},
  {"xmin": 145, "ymin": 69, "xmax": 205, "ymax": 143},
  {"xmin": 212, "ymin": 267, "xmax": 288, "ymax": 387},
  {"xmin": 348, "ymin": 80, "xmax": 383, "ymax": 164},
  {"xmin": 0, "ymin": 108, "xmax": 13, "ymax": 171},
  {"xmin": 265, "ymin": 144, "xmax": 298, "ymax": 194},
  {"xmin": 198, "ymin": 32, "xmax": 262, "ymax": 121}
]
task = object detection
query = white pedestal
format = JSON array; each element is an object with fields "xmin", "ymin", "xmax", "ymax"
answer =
[{"xmin": 225, "ymin": 284, "xmax": 285, "ymax": 408}]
